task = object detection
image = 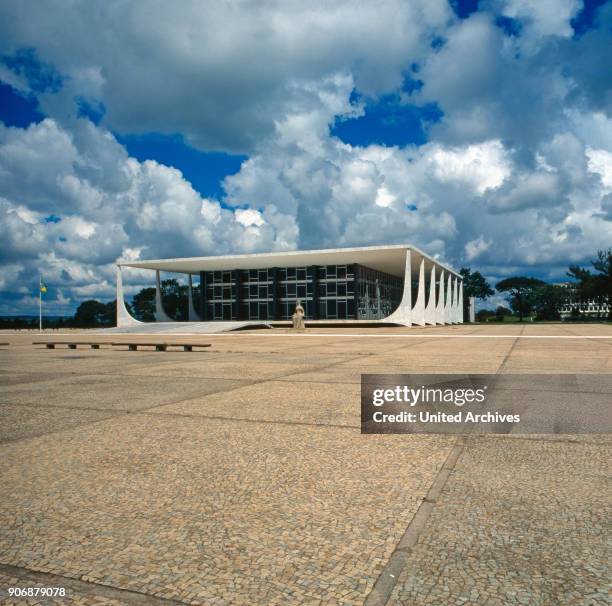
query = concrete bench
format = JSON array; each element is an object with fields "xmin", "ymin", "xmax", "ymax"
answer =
[
  {"xmin": 32, "ymin": 341, "xmax": 106, "ymax": 349},
  {"xmin": 112, "ymin": 342, "xmax": 211, "ymax": 352}
]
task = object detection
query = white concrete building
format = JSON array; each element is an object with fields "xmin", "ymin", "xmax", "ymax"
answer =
[{"xmin": 116, "ymin": 245, "xmax": 463, "ymax": 329}]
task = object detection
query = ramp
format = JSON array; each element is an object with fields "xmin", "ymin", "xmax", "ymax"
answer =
[{"xmin": 99, "ymin": 321, "xmax": 270, "ymax": 334}]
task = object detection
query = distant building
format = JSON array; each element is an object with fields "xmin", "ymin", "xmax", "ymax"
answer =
[
  {"xmin": 556, "ymin": 282, "xmax": 610, "ymax": 319},
  {"xmin": 116, "ymin": 245, "xmax": 464, "ymax": 327}
]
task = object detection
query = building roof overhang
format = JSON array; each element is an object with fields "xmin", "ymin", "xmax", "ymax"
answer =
[{"xmin": 118, "ymin": 244, "xmax": 460, "ymax": 279}]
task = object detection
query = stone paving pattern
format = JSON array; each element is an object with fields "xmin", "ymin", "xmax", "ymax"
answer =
[
  {"xmin": 388, "ymin": 437, "xmax": 611, "ymax": 606},
  {"xmin": 0, "ymin": 324, "xmax": 611, "ymax": 605}
]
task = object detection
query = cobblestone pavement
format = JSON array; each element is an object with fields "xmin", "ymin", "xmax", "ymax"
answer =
[
  {"xmin": 387, "ymin": 436, "xmax": 611, "ymax": 606},
  {"xmin": 0, "ymin": 324, "xmax": 610, "ymax": 605}
]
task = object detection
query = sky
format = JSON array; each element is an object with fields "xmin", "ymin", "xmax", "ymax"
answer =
[{"xmin": 0, "ymin": 0, "xmax": 611, "ymax": 314}]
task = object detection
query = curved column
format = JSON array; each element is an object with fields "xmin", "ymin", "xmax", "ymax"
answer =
[
  {"xmin": 384, "ymin": 249, "xmax": 412, "ymax": 326},
  {"xmin": 424, "ymin": 265, "xmax": 437, "ymax": 325},
  {"xmin": 155, "ymin": 270, "xmax": 173, "ymax": 322},
  {"xmin": 116, "ymin": 265, "xmax": 142, "ymax": 327},
  {"xmin": 459, "ymin": 280, "xmax": 464, "ymax": 323},
  {"xmin": 411, "ymin": 258, "xmax": 426, "ymax": 326},
  {"xmin": 453, "ymin": 278, "xmax": 460, "ymax": 323},
  {"xmin": 188, "ymin": 274, "xmax": 201, "ymax": 322},
  {"xmin": 451, "ymin": 277, "xmax": 458, "ymax": 323},
  {"xmin": 436, "ymin": 270, "xmax": 445, "ymax": 324},
  {"xmin": 444, "ymin": 273, "xmax": 453, "ymax": 323}
]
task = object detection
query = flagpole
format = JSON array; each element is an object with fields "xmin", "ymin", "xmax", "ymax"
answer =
[{"xmin": 39, "ymin": 275, "xmax": 42, "ymax": 332}]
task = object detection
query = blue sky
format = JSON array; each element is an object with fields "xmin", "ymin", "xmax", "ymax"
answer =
[{"xmin": 0, "ymin": 0, "xmax": 611, "ymax": 313}]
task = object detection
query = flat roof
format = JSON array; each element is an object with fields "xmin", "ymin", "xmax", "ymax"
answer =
[{"xmin": 118, "ymin": 244, "xmax": 461, "ymax": 279}]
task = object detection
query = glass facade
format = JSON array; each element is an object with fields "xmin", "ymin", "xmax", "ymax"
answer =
[
  {"xmin": 355, "ymin": 265, "xmax": 404, "ymax": 320},
  {"xmin": 198, "ymin": 264, "xmax": 403, "ymax": 321}
]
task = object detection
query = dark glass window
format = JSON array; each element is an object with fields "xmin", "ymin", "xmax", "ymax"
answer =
[
  {"xmin": 200, "ymin": 262, "xmax": 384, "ymax": 321},
  {"xmin": 355, "ymin": 265, "xmax": 403, "ymax": 320}
]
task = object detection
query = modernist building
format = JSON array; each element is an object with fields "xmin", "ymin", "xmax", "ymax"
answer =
[
  {"xmin": 556, "ymin": 282, "xmax": 610, "ymax": 319},
  {"xmin": 116, "ymin": 245, "xmax": 464, "ymax": 327}
]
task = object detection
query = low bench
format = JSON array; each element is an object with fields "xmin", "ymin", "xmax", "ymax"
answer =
[
  {"xmin": 112, "ymin": 342, "xmax": 211, "ymax": 352},
  {"xmin": 32, "ymin": 341, "xmax": 105, "ymax": 349}
]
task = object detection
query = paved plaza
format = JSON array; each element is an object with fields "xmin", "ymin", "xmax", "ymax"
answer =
[{"xmin": 0, "ymin": 324, "xmax": 610, "ymax": 605}]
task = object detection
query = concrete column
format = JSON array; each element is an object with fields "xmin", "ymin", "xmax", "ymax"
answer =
[
  {"xmin": 452, "ymin": 277, "xmax": 459, "ymax": 323},
  {"xmin": 199, "ymin": 271, "xmax": 208, "ymax": 321},
  {"xmin": 436, "ymin": 269, "xmax": 445, "ymax": 325},
  {"xmin": 232, "ymin": 269, "xmax": 242, "ymax": 320},
  {"xmin": 459, "ymin": 281, "xmax": 464, "ymax": 324},
  {"xmin": 187, "ymin": 274, "xmax": 201, "ymax": 322},
  {"xmin": 411, "ymin": 258, "xmax": 426, "ymax": 326},
  {"xmin": 116, "ymin": 265, "xmax": 142, "ymax": 327},
  {"xmin": 448, "ymin": 276, "xmax": 454, "ymax": 324},
  {"xmin": 469, "ymin": 295, "xmax": 476, "ymax": 323},
  {"xmin": 155, "ymin": 270, "xmax": 173, "ymax": 322},
  {"xmin": 309, "ymin": 265, "xmax": 319, "ymax": 320},
  {"xmin": 270, "ymin": 267, "xmax": 280, "ymax": 320},
  {"xmin": 449, "ymin": 276, "xmax": 455, "ymax": 324},
  {"xmin": 424, "ymin": 264, "xmax": 437, "ymax": 325},
  {"xmin": 384, "ymin": 249, "xmax": 412, "ymax": 326},
  {"xmin": 444, "ymin": 273, "xmax": 453, "ymax": 323}
]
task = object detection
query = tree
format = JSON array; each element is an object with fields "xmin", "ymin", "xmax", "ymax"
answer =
[
  {"xmin": 73, "ymin": 299, "xmax": 115, "ymax": 327},
  {"xmin": 476, "ymin": 308, "xmax": 495, "ymax": 322},
  {"xmin": 160, "ymin": 279, "xmax": 188, "ymax": 321},
  {"xmin": 131, "ymin": 287, "xmax": 156, "ymax": 322},
  {"xmin": 568, "ymin": 248, "xmax": 612, "ymax": 320},
  {"xmin": 533, "ymin": 285, "xmax": 565, "ymax": 321},
  {"xmin": 459, "ymin": 268, "xmax": 494, "ymax": 321},
  {"xmin": 130, "ymin": 279, "xmax": 188, "ymax": 322},
  {"xmin": 571, "ymin": 249, "xmax": 612, "ymax": 319},
  {"xmin": 496, "ymin": 277, "xmax": 546, "ymax": 321},
  {"xmin": 495, "ymin": 305, "xmax": 512, "ymax": 322}
]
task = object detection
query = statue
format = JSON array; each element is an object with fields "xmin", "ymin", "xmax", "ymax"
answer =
[{"xmin": 292, "ymin": 300, "xmax": 306, "ymax": 331}]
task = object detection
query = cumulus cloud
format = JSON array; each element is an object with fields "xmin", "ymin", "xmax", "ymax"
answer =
[
  {"xmin": 423, "ymin": 140, "xmax": 511, "ymax": 195},
  {"xmin": 491, "ymin": 0, "xmax": 581, "ymax": 39},
  {"xmin": 465, "ymin": 236, "xmax": 492, "ymax": 262},
  {"xmin": 0, "ymin": 0, "xmax": 452, "ymax": 154},
  {"xmin": 0, "ymin": 0, "xmax": 611, "ymax": 314},
  {"xmin": 586, "ymin": 148, "xmax": 612, "ymax": 190},
  {"xmin": 0, "ymin": 119, "xmax": 297, "ymax": 312}
]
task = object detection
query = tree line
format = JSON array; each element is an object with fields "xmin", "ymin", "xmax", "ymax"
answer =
[
  {"xmin": 2, "ymin": 249, "xmax": 609, "ymax": 329},
  {"xmin": 0, "ymin": 279, "xmax": 189, "ymax": 329},
  {"xmin": 462, "ymin": 248, "xmax": 611, "ymax": 322}
]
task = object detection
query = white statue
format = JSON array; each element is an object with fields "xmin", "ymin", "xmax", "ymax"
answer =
[{"xmin": 292, "ymin": 300, "xmax": 306, "ymax": 331}]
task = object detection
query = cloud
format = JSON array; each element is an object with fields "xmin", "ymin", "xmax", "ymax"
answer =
[
  {"xmin": 0, "ymin": 1, "xmax": 611, "ymax": 314},
  {"xmin": 222, "ymin": 76, "xmax": 611, "ymax": 277},
  {"xmin": 586, "ymin": 148, "xmax": 612, "ymax": 191},
  {"xmin": 488, "ymin": 171, "xmax": 561, "ymax": 213},
  {"xmin": 601, "ymin": 194, "xmax": 612, "ymax": 221},
  {"xmin": 414, "ymin": 13, "xmax": 574, "ymax": 155},
  {"xmin": 0, "ymin": 118, "xmax": 297, "ymax": 312},
  {"xmin": 423, "ymin": 140, "xmax": 511, "ymax": 195},
  {"xmin": 235, "ymin": 209, "xmax": 265, "ymax": 228},
  {"xmin": 562, "ymin": 3, "xmax": 612, "ymax": 116},
  {"xmin": 491, "ymin": 0, "xmax": 581, "ymax": 39},
  {"xmin": 0, "ymin": 0, "xmax": 452, "ymax": 154},
  {"xmin": 465, "ymin": 236, "xmax": 492, "ymax": 261}
]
